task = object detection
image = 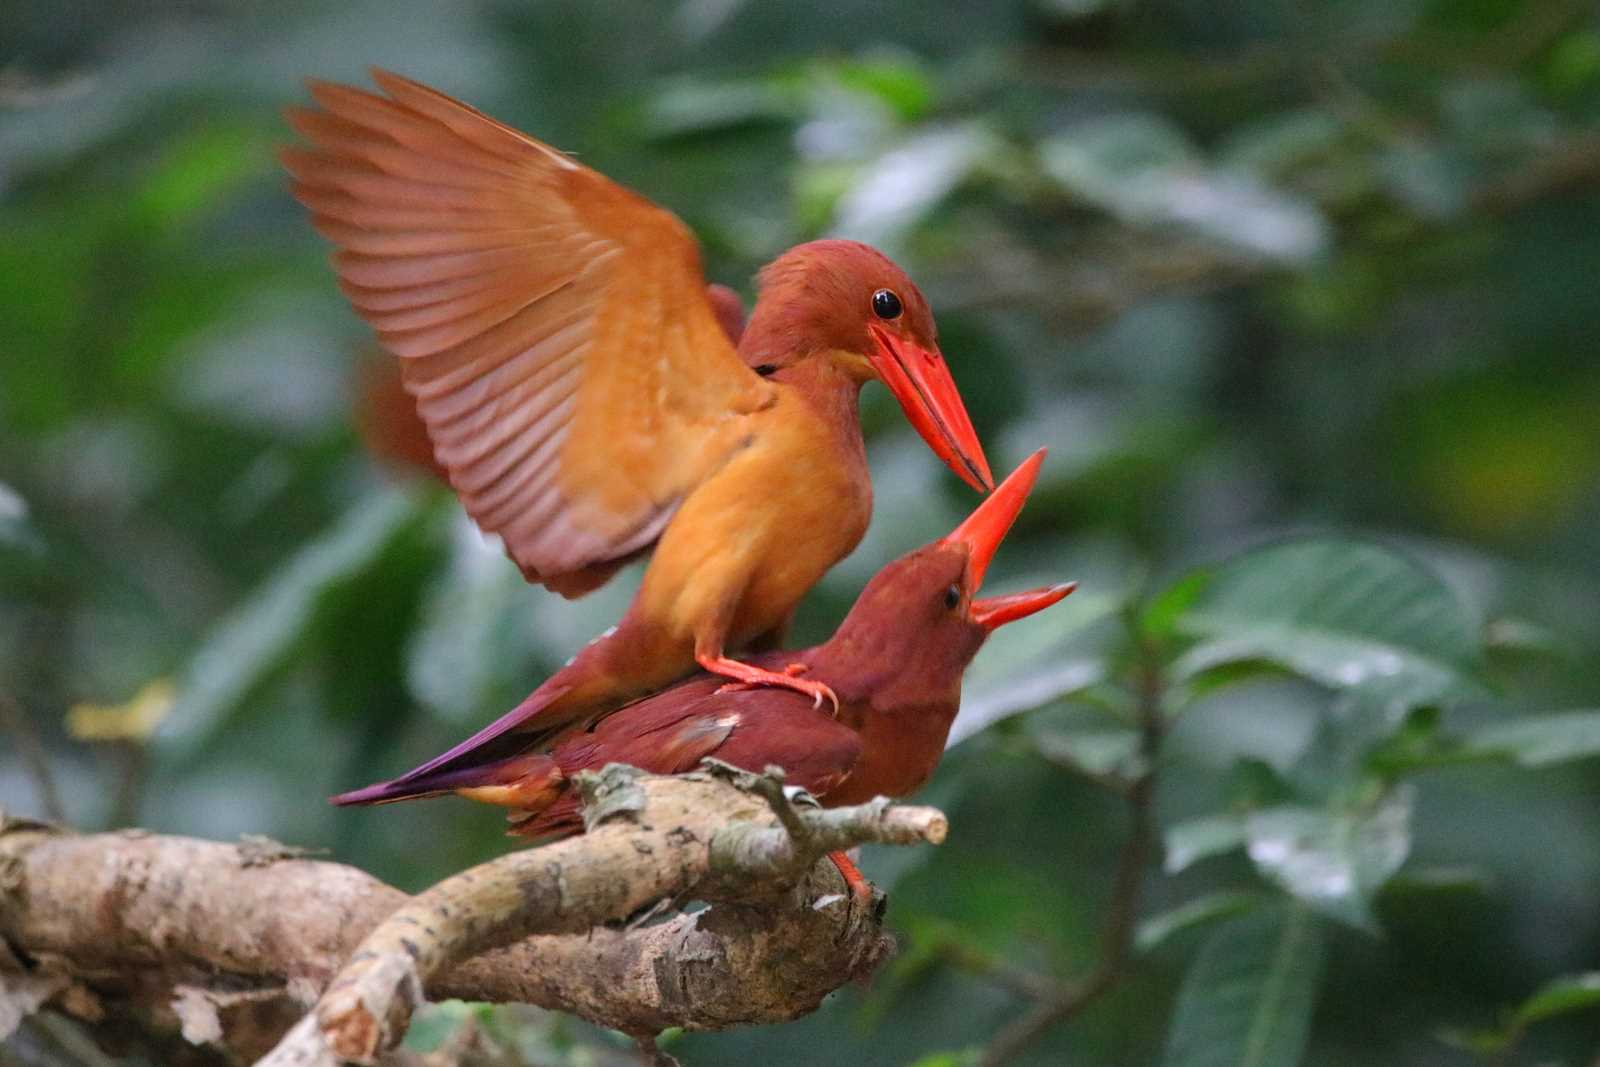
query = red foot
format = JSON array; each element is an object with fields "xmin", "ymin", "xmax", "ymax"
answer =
[
  {"xmin": 827, "ymin": 850, "xmax": 875, "ymax": 909},
  {"xmin": 702, "ymin": 654, "xmax": 839, "ymax": 713}
]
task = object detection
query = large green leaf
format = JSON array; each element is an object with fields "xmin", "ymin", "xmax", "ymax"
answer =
[
  {"xmin": 1032, "ymin": 725, "xmax": 1146, "ymax": 783},
  {"xmin": 1243, "ymin": 787, "xmax": 1414, "ymax": 930},
  {"xmin": 1367, "ymin": 710, "xmax": 1600, "ymax": 777},
  {"xmin": 1039, "ymin": 113, "xmax": 1327, "ymax": 261},
  {"xmin": 1137, "ymin": 890, "xmax": 1266, "ymax": 952},
  {"xmin": 948, "ymin": 590, "xmax": 1122, "ymax": 747},
  {"xmin": 156, "ymin": 487, "xmax": 438, "ymax": 762},
  {"xmin": 1160, "ymin": 905, "xmax": 1325, "ymax": 1067},
  {"xmin": 1173, "ymin": 538, "xmax": 1485, "ymax": 709},
  {"xmin": 1164, "ymin": 812, "xmax": 1250, "ymax": 874}
]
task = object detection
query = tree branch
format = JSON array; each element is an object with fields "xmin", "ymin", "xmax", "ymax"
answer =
[{"xmin": 0, "ymin": 768, "xmax": 945, "ymax": 1065}]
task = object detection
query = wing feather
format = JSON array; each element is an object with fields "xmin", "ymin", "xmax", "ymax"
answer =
[{"xmin": 287, "ymin": 70, "xmax": 762, "ymax": 587}]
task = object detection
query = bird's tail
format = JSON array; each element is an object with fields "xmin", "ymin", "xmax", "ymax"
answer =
[
  {"xmin": 332, "ymin": 679, "xmax": 581, "ymax": 807},
  {"xmin": 331, "ymin": 750, "xmax": 565, "ymax": 811}
]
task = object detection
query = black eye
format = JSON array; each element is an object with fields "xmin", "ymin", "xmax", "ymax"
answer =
[
  {"xmin": 754, "ymin": 364, "xmax": 778, "ymax": 376},
  {"xmin": 943, "ymin": 584, "xmax": 961, "ymax": 610},
  {"xmin": 871, "ymin": 289, "xmax": 902, "ymax": 320}
]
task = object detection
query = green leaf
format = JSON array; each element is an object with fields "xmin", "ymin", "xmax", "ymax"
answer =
[
  {"xmin": 907, "ymin": 1052, "xmax": 979, "ymax": 1067},
  {"xmin": 156, "ymin": 487, "xmax": 437, "ymax": 762},
  {"xmin": 1039, "ymin": 114, "xmax": 1327, "ymax": 261},
  {"xmin": 1484, "ymin": 616, "xmax": 1572, "ymax": 660},
  {"xmin": 1041, "ymin": 113, "xmax": 1199, "ymax": 205},
  {"xmin": 1160, "ymin": 905, "xmax": 1324, "ymax": 1067},
  {"xmin": 1032, "ymin": 725, "xmax": 1145, "ymax": 782},
  {"xmin": 832, "ymin": 54, "xmax": 936, "ymax": 121},
  {"xmin": 1543, "ymin": 30, "xmax": 1600, "ymax": 96},
  {"xmin": 832, "ymin": 123, "xmax": 998, "ymax": 247},
  {"xmin": 1381, "ymin": 865, "xmax": 1494, "ymax": 900},
  {"xmin": 1141, "ymin": 568, "xmax": 1212, "ymax": 643},
  {"xmin": 1173, "ymin": 538, "xmax": 1485, "ymax": 709},
  {"xmin": 1465, "ymin": 711, "xmax": 1600, "ymax": 767},
  {"xmin": 641, "ymin": 79, "xmax": 793, "ymax": 140},
  {"xmin": 0, "ymin": 480, "xmax": 42, "ymax": 555},
  {"xmin": 1453, "ymin": 972, "xmax": 1600, "ymax": 1055},
  {"xmin": 1243, "ymin": 787, "xmax": 1414, "ymax": 930},
  {"xmin": 950, "ymin": 590, "xmax": 1122, "ymax": 747},
  {"xmin": 1220, "ymin": 109, "xmax": 1348, "ymax": 178},
  {"xmin": 1363, "ymin": 705, "xmax": 1458, "ymax": 778},
  {"xmin": 1137, "ymin": 891, "xmax": 1266, "ymax": 952},
  {"xmin": 1164, "ymin": 813, "xmax": 1250, "ymax": 874},
  {"xmin": 1224, "ymin": 758, "xmax": 1298, "ymax": 810},
  {"xmin": 1511, "ymin": 972, "xmax": 1600, "ymax": 1027},
  {"xmin": 130, "ymin": 122, "xmax": 271, "ymax": 231}
]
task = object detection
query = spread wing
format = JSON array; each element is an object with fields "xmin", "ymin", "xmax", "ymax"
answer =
[{"xmin": 283, "ymin": 70, "xmax": 767, "ymax": 587}]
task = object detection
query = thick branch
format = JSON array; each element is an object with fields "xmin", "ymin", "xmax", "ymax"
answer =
[
  {"xmin": 0, "ymin": 770, "xmax": 944, "ymax": 1064},
  {"xmin": 275, "ymin": 765, "xmax": 941, "ymax": 1064}
]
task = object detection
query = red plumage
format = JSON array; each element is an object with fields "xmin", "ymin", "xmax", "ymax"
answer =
[{"xmin": 334, "ymin": 452, "xmax": 1074, "ymax": 838}]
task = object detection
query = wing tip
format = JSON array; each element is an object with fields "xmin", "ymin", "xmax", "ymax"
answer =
[{"xmin": 368, "ymin": 67, "xmax": 417, "ymax": 97}]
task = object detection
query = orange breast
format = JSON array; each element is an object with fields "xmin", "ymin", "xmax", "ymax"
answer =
[{"xmin": 636, "ymin": 384, "xmax": 872, "ymax": 650}]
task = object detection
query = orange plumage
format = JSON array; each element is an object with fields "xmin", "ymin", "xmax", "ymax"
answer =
[{"xmin": 283, "ymin": 71, "xmax": 992, "ymax": 764}]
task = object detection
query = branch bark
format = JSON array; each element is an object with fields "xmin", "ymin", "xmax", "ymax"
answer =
[{"xmin": 0, "ymin": 768, "xmax": 946, "ymax": 1065}]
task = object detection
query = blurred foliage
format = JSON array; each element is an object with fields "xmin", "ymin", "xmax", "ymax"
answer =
[{"xmin": 4, "ymin": 0, "xmax": 1600, "ymax": 1065}]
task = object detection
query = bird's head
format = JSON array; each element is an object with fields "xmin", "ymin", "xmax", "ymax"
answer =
[
  {"xmin": 740, "ymin": 239, "xmax": 993, "ymax": 493},
  {"xmin": 820, "ymin": 449, "xmax": 1074, "ymax": 703}
]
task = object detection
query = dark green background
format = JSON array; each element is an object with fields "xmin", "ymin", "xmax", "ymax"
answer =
[{"xmin": 3, "ymin": 1, "xmax": 1599, "ymax": 1064}]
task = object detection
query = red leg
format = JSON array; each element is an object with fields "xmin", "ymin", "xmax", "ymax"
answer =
[
  {"xmin": 828, "ymin": 850, "xmax": 874, "ymax": 907},
  {"xmin": 699, "ymin": 652, "xmax": 839, "ymax": 713}
]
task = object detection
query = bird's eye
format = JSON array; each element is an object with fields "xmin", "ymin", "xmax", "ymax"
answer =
[
  {"xmin": 754, "ymin": 364, "xmax": 778, "ymax": 377},
  {"xmin": 871, "ymin": 289, "xmax": 903, "ymax": 320},
  {"xmin": 943, "ymin": 584, "xmax": 961, "ymax": 610}
]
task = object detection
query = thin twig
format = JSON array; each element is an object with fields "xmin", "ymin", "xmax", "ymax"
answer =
[
  {"xmin": 105, "ymin": 741, "xmax": 147, "ymax": 830},
  {"xmin": 634, "ymin": 1034, "xmax": 681, "ymax": 1067},
  {"xmin": 935, "ymin": 939, "xmax": 1063, "ymax": 1002},
  {"xmin": 976, "ymin": 646, "xmax": 1166, "ymax": 1067},
  {"xmin": 0, "ymin": 692, "xmax": 65, "ymax": 822},
  {"xmin": 1472, "ymin": 133, "xmax": 1600, "ymax": 217},
  {"xmin": 744, "ymin": 763, "xmax": 815, "ymax": 843}
]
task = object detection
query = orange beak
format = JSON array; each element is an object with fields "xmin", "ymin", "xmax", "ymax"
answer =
[
  {"xmin": 941, "ymin": 448, "xmax": 1077, "ymax": 631},
  {"xmin": 868, "ymin": 323, "xmax": 994, "ymax": 493}
]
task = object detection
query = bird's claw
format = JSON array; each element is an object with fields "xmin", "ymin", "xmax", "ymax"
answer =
[
  {"xmin": 702, "ymin": 655, "xmax": 839, "ymax": 714},
  {"xmin": 827, "ymin": 850, "xmax": 877, "ymax": 913}
]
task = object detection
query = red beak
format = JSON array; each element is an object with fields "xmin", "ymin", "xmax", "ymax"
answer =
[
  {"xmin": 969, "ymin": 582, "xmax": 1077, "ymax": 631},
  {"xmin": 941, "ymin": 448, "xmax": 1076, "ymax": 630},
  {"xmin": 868, "ymin": 323, "xmax": 994, "ymax": 493}
]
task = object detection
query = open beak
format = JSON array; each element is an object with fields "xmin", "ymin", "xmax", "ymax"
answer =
[
  {"xmin": 941, "ymin": 448, "xmax": 1077, "ymax": 630},
  {"xmin": 868, "ymin": 323, "xmax": 994, "ymax": 493},
  {"xmin": 970, "ymin": 582, "xmax": 1077, "ymax": 631}
]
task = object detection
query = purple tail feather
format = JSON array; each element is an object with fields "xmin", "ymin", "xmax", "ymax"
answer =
[{"xmin": 331, "ymin": 682, "xmax": 574, "ymax": 806}]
